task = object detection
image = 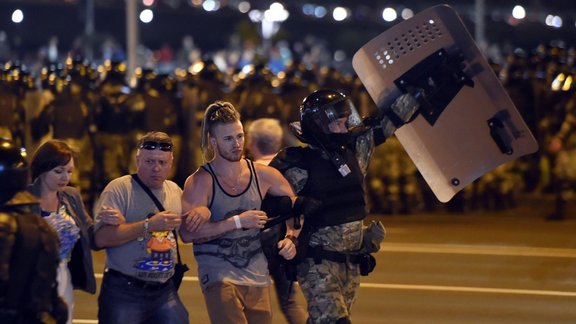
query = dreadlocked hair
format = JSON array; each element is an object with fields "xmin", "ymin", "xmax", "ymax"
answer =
[{"xmin": 201, "ymin": 101, "xmax": 241, "ymax": 162}]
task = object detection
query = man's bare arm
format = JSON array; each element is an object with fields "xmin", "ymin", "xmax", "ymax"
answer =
[
  {"xmin": 179, "ymin": 169, "xmax": 266, "ymax": 243},
  {"xmin": 95, "ymin": 221, "xmax": 147, "ymax": 248},
  {"xmin": 96, "ymin": 208, "xmax": 182, "ymax": 248}
]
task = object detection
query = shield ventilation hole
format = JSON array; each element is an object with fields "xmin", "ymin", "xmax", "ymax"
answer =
[{"xmin": 373, "ymin": 18, "xmax": 443, "ymax": 70}]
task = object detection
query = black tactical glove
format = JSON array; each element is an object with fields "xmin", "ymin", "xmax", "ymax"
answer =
[
  {"xmin": 261, "ymin": 194, "xmax": 293, "ymax": 217},
  {"xmin": 390, "ymin": 92, "xmax": 421, "ymax": 124},
  {"xmin": 290, "ymin": 196, "xmax": 323, "ymax": 229},
  {"xmin": 380, "ymin": 91, "xmax": 422, "ymax": 138},
  {"xmin": 262, "ymin": 195, "xmax": 322, "ymax": 230}
]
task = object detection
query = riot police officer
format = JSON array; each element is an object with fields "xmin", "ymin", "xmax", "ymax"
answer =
[{"xmin": 269, "ymin": 89, "xmax": 419, "ymax": 323}]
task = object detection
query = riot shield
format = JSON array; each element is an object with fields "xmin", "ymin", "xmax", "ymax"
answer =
[{"xmin": 352, "ymin": 5, "xmax": 538, "ymax": 202}]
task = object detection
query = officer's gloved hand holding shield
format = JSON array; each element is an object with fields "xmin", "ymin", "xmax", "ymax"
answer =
[
  {"xmin": 374, "ymin": 91, "xmax": 422, "ymax": 139},
  {"xmin": 391, "ymin": 91, "xmax": 421, "ymax": 123}
]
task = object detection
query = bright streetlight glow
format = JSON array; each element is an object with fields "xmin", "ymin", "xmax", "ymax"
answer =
[
  {"xmin": 382, "ymin": 7, "xmax": 397, "ymax": 22},
  {"xmin": 512, "ymin": 5, "xmax": 526, "ymax": 19},
  {"xmin": 333, "ymin": 7, "xmax": 349, "ymax": 22},
  {"xmin": 545, "ymin": 14, "xmax": 562, "ymax": 28},
  {"xmin": 139, "ymin": 9, "xmax": 153, "ymax": 23},
  {"xmin": 264, "ymin": 3, "xmax": 289, "ymax": 22},
  {"xmin": 12, "ymin": 9, "xmax": 24, "ymax": 23},
  {"xmin": 203, "ymin": 0, "xmax": 220, "ymax": 12}
]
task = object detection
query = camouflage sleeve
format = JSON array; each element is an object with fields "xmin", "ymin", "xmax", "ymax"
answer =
[
  {"xmin": 284, "ymin": 167, "xmax": 308, "ymax": 194},
  {"xmin": 355, "ymin": 129, "xmax": 376, "ymax": 176},
  {"xmin": 269, "ymin": 146, "xmax": 309, "ymax": 194}
]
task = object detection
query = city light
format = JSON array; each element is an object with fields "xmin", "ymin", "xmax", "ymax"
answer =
[
  {"xmin": 12, "ymin": 9, "xmax": 24, "ymax": 24},
  {"xmin": 238, "ymin": 1, "xmax": 250, "ymax": 14},
  {"xmin": 262, "ymin": 3, "xmax": 289, "ymax": 39},
  {"xmin": 302, "ymin": 4, "xmax": 314, "ymax": 16},
  {"xmin": 314, "ymin": 6, "xmax": 327, "ymax": 18},
  {"xmin": 545, "ymin": 14, "xmax": 563, "ymax": 28},
  {"xmin": 248, "ymin": 10, "xmax": 263, "ymax": 23},
  {"xmin": 382, "ymin": 7, "xmax": 397, "ymax": 22},
  {"xmin": 139, "ymin": 9, "xmax": 154, "ymax": 23},
  {"xmin": 401, "ymin": 8, "xmax": 414, "ymax": 20},
  {"xmin": 512, "ymin": 5, "xmax": 526, "ymax": 19},
  {"xmin": 334, "ymin": 50, "xmax": 346, "ymax": 62},
  {"xmin": 202, "ymin": 0, "xmax": 220, "ymax": 12},
  {"xmin": 264, "ymin": 3, "xmax": 289, "ymax": 22},
  {"xmin": 333, "ymin": 7, "xmax": 349, "ymax": 22}
]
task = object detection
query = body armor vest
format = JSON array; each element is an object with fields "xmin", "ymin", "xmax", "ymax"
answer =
[{"xmin": 299, "ymin": 147, "xmax": 367, "ymax": 227}]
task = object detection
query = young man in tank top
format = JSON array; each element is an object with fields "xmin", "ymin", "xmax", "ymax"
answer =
[{"xmin": 180, "ymin": 101, "xmax": 300, "ymax": 324}]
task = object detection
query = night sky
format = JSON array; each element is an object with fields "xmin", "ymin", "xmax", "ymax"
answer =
[{"xmin": 1, "ymin": 0, "xmax": 575, "ymax": 59}]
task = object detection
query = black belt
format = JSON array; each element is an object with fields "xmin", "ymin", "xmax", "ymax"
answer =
[
  {"xmin": 105, "ymin": 268, "xmax": 171, "ymax": 291},
  {"xmin": 307, "ymin": 246, "xmax": 364, "ymax": 264}
]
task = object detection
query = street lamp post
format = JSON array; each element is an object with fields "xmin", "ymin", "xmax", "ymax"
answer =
[{"xmin": 126, "ymin": 0, "xmax": 138, "ymax": 83}]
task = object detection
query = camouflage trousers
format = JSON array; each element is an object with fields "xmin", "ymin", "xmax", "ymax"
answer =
[{"xmin": 297, "ymin": 257, "xmax": 361, "ymax": 323}]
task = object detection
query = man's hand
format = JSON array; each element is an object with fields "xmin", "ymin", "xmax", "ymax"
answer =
[
  {"xmin": 277, "ymin": 237, "xmax": 297, "ymax": 260},
  {"xmin": 182, "ymin": 207, "xmax": 210, "ymax": 233},
  {"xmin": 98, "ymin": 206, "xmax": 126, "ymax": 225},
  {"xmin": 237, "ymin": 210, "xmax": 268, "ymax": 229},
  {"xmin": 148, "ymin": 211, "xmax": 182, "ymax": 232}
]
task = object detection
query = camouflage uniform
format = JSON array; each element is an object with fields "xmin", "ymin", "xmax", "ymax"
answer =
[
  {"xmin": 271, "ymin": 89, "xmax": 417, "ymax": 323},
  {"xmin": 274, "ymin": 143, "xmax": 372, "ymax": 323},
  {"xmin": 297, "ymin": 222, "xmax": 363, "ymax": 323}
]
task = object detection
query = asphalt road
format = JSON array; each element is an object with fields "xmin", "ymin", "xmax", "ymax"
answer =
[{"xmin": 73, "ymin": 195, "xmax": 576, "ymax": 323}]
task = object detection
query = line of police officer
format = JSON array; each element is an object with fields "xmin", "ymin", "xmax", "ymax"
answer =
[{"xmin": 1, "ymin": 43, "xmax": 575, "ymax": 217}]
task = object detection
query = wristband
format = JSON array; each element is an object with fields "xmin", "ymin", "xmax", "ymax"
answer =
[
  {"xmin": 137, "ymin": 218, "xmax": 150, "ymax": 241},
  {"xmin": 233, "ymin": 215, "xmax": 242, "ymax": 229}
]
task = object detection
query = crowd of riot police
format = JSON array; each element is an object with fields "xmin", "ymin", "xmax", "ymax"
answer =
[{"xmin": 1, "ymin": 43, "xmax": 575, "ymax": 217}]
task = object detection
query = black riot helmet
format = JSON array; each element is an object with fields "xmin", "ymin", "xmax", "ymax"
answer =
[
  {"xmin": 298, "ymin": 89, "xmax": 361, "ymax": 149},
  {"xmin": 0, "ymin": 138, "xmax": 28, "ymax": 206}
]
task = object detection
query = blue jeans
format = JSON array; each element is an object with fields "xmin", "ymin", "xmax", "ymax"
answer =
[{"xmin": 98, "ymin": 271, "xmax": 189, "ymax": 324}]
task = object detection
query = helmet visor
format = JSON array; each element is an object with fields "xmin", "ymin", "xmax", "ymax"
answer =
[{"xmin": 322, "ymin": 98, "xmax": 362, "ymax": 132}]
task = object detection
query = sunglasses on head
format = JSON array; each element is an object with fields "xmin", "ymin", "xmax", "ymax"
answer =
[{"xmin": 139, "ymin": 141, "xmax": 173, "ymax": 152}]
